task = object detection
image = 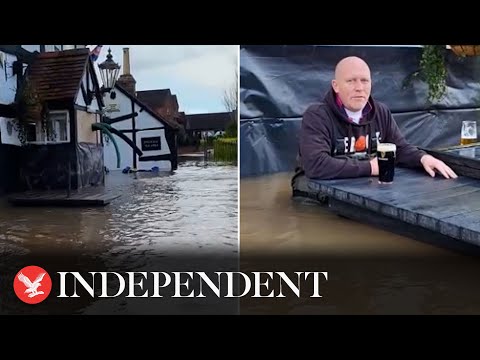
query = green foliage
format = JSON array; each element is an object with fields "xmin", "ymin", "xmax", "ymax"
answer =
[
  {"xmin": 213, "ymin": 137, "xmax": 237, "ymax": 162},
  {"xmin": 225, "ymin": 120, "xmax": 238, "ymax": 138},
  {"xmin": 14, "ymin": 77, "xmax": 56, "ymax": 145},
  {"xmin": 200, "ymin": 137, "xmax": 214, "ymax": 147},
  {"xmin": 420, "ymin": 45, "xmax": 447, "ymax": 103},
  {"xmin": 12, "ymin": 119, "xmax": 28, "ymax": 145}
]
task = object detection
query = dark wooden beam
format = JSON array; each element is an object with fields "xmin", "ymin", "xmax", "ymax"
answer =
[
  {"xmin": 139, "ymin": 154, "xmax": 172, "ymax": 162},
  {"xmin": 0, "ymin": 103, "xmax": 17, "ymax": 118},
  {"xmin": 103, "ymin": 112, "xmax": 138, "ymax": 125},
  {"xmin": 120, "ymin": 126, "xmax": 164, "ymax": 133}
]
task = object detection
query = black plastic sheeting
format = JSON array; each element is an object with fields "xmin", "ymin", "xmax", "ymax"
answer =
[
  {"xmin": 9, "ymin": 142, "xmax": 104, "ymax": 191},
  {"xmin": 76, "ymin": 142, "xmax": 104, "ymax": 188},
  {"xmin": 16, "ymin": 143, "xmax": 77, "ymax": 191},
  {"xmin": 0, "ymin": 144, "xmax": 22, "ymax": 194},
  {"xmin": 240, "ymin": 45, "xmax": 480, "ymax": 177}
]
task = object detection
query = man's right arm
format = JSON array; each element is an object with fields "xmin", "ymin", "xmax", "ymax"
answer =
[{"xmin": 299, "ymin": 106, "xmax": 372, "ymax": 180}]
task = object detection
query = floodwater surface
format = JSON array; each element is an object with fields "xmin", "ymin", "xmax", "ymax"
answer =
[
  {"xmin": 240, "ymin": 172, "xmax": 480, "ymax": 315},
  {"xmin": 0, "ymin": 160, "xmax": 238, "ymax": 315}
]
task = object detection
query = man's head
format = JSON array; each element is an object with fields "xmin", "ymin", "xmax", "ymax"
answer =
[{"xmin": 332, "ymin": 56, "xmax": 371, "ymax": 112}]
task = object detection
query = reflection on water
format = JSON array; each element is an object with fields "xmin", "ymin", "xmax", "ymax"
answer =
[
  {"xmin": 240, "ymin": 172, "xmax": 480, "ymax": 315},
  {"xmin": 0, "ymin": 161, "xmax": 238, "ymax": 315}
]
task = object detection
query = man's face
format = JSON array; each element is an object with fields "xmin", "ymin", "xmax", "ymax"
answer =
[{"xmin": 332, "ymin": 60, "xmax": 371, "ymax": 112}]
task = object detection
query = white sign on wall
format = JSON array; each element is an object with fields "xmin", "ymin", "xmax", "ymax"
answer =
[{"xmin": 105, "ymin": 103, "xmax": 120, "ymax": 113}]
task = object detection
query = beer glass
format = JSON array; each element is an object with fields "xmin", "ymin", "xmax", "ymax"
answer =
[
  {"xmin": 377, "ymin": 143, "xmax": 396, "ymax": 184},
  {"xmin": 461, "ymin": 121, "xmax": 477, "ymax": 145}
]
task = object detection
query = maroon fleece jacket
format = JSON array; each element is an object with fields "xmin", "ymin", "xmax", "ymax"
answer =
[{"xmin": 299, "ymin": 88, "xmax": 426, "ymax": 179}]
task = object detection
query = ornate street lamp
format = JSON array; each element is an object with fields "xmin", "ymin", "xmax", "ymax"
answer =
[{"xmin": 98, "ymin": 48, "xmax": 121, "ymax": 94}]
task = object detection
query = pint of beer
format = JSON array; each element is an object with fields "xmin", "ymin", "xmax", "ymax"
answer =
[
  {"xmin": 461, "ymin": 121, "xmax": 477, "ymax": 145},
  {"xmin": 377, "ymin": 143, "xmax": 396, "ymax": 184}
]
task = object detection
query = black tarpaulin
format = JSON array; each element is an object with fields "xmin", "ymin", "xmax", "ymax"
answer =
[{"xmin": 240, "ymin": 45, "xmax": 480, "ymax": 177}]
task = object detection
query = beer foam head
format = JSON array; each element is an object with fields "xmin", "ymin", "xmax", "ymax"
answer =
[{"xmin": 377, "ymin": 143, "xmax": 396, "ymax": 152}]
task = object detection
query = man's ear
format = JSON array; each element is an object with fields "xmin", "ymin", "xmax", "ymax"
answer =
[{"xmin": 332, "ymin": 79, "xmax": 339, "ymax": 93}]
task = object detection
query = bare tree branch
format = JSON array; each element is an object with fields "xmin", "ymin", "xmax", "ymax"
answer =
[
  {"xmin": 222, "ymin": 66, "xmax": 238, "ymax": 138},
  {"xmin": 223, "ymin": 67, "xmax": 238, "ymax": 113}
]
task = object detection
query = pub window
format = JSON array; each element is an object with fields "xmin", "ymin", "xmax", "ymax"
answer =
[
  {"xmin": 26, "ymin": 122, "xmax": 36, "ymax": 142},
  {"xmin": 29, "ymin": 110, "xmax": 70, "ymax": 144},
  {"xmin": 48, "ymin": 111, "xmax": 69, "ymax": 142}
]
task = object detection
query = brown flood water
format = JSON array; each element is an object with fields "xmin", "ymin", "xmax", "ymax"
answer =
[
  {"xmin": 240, "ymin": 172, "xmax": 480, "ymax": 315},
  {"xmin": 0, "ymin": 160, "xmax": 238, "ymax": 315}
]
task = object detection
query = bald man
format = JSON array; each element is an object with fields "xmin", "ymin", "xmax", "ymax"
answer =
[{"xmin": 297, "ymin": 56, "xmax": 457, "ymax": 180}]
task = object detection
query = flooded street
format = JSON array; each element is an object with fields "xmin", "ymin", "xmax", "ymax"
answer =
[
  {"xmin": 0, "ymin": 160, "xmax": 238, "ymax": 315},
  {"xmin": 240, "ymin": 172, "xmax": 480, "ymax": 314}
]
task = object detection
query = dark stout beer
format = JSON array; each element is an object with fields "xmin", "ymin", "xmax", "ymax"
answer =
[{"xmin": 377, "ymin": 143, "xmax": 396, "ymax": 184}]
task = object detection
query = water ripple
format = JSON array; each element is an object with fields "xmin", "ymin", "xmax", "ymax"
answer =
[{"xmin": 0, "ymin": 161, "xmax": 238, "ymax": 265}]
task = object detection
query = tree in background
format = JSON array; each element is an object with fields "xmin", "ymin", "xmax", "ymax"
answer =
[
  {"xmin": 222, "ymin": 67, "xmax": 238, "ymax": 137},
  {"xmin": 213, "ymin": 66, "xmax": 238, "ymax": 163}
]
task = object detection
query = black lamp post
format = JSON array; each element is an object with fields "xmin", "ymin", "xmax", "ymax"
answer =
[{"xmin": 98, "ymin": 48, "xmax": 121, "ymax": 95}]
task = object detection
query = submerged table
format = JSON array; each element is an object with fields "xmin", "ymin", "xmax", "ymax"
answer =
[{"xmin": 308, "ymin": 167, "xmax": 480, "ymax": 255}]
